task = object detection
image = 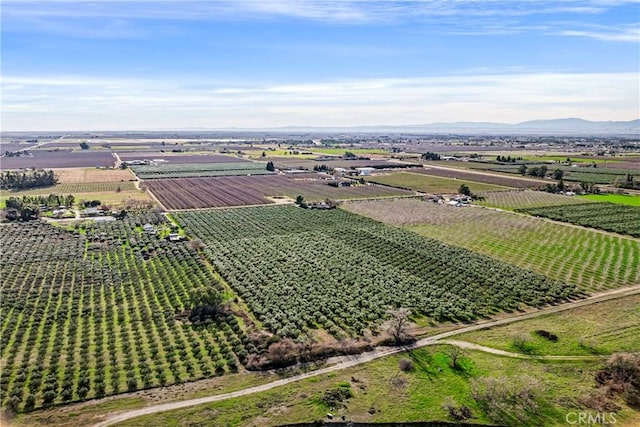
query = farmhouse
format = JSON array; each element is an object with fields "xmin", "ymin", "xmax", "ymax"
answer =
[{"xmin": 142, "ymin": 223, "xmax": 155, "ymax": 233}]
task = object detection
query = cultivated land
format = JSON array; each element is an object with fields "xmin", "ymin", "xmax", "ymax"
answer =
[
  {"xmin": 130, "ymin": 162, "xmax": 271, "ymax": 179},
  {"xmin": 117, "ymin": 154, "xmax": 245, "ymax": 164},
  {"xmin": 3, "ymin": 135, "xmax": 640, "ymax": 426},
  {"xmin": 367, "ymin": 171, "xmax": 510, "ymax": 193},
  {"xmin": 417, "ymin": 165, "xmax": 548, "ymax": 188},
  {"xmin": 519, "ymin": 203, "xmax": 640, "ymax": 237},
  {"xmin": 1, "ymin": 151, "xmax": 115, "ymax": 169},
  {"xmin": 52, "ymin": 168, "xmax": 136, "ymax": 184},
  {"xmin": 478, "ymin": 189, "xmax": 598, "ymax": 210},
  {"xmin": 344, "ymin": 199, "xmax": 640, "ymax": 292},
  {"xmin": 0, "ymin": 215, "xmax": 258, "ymax": 410},
  {"xmin": 174, "ymin": 206, "xmax": 576, "ymax": 338},
  {"xmin": 146, "ymin": 175, "xmax": 413, "ymax": 209}
]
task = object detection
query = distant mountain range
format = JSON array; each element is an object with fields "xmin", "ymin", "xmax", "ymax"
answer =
[{"xmin": 262, "ymin": 118, "xmax": 640, "ymax": 135}]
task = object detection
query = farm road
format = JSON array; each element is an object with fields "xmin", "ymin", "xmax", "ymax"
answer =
[{"xmin": 94, "ymin": 284, "xmax": 640, "ymax": 427}]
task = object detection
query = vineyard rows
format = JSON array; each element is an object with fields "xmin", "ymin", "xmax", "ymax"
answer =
[
  {"xmin": 174, "ymin": 206, "xmax": 576, "ymax": 339},
  {"xmin": 478, "ymin": 190, "xmax": 597, "ymax": 210},
  {"xmin": 147, "ymin": 175, "xmax": 412, "ymax": 209},
  {"xmin": 519, "ymin": 203, "xmax": 640, "ymax": 237},
  {"xmin": 344, "ymin": 199, "xmax": 640, "ymax": 292},
  {"xmin": 0, "ymin": 215, "xmax": 258, "ymax": 411},
  {"xmin": 131, "ymin": 162, "xmax": 272, "ymax": 179}
]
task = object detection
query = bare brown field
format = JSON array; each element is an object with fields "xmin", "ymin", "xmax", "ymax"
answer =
[
  {"xmin": 52, "ymin": 167, "xmax": 137, "ymax": 183},
  {"xmin": 117, "ymin": 153, "xmax": 248, "ymax": 164},
  {"xmin": 1, "ymin": 150, "xmax": 115, "ymax": 169},
  {"xmin": 146, "ymin": 175, "xmax": 413, "ymax": 209}
]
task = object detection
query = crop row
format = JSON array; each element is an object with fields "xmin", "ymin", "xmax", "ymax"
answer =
[
  {"xmin": 131, "ymin": 162, "xmax": 272, "ymax": 179},
  {"xmin": 0, "ymin": 215, "xmax": 257, "ymax": 411},
  {"xmin": 174, "ymin": 206, "xmax": 577, "ymax": 339},
  {"xmin": 5, "ymin": 181, "xmax": 137, "ymax": 196},
  {"xmin": 478, "ymin": 190, "xmax": 597, "ymax": 210},
  {"xmin": 1, "ymin": 151, "xmax": 115, "ymax": 170},
  {"xmin": 518, "ymin": 203, "xmax": 640, "ymax": 237},
  {"xmin": 146, "ymin": 175, "xmax": 412, "ymax": 209},
  {"xmin": 415, "ymin": 167, "xmax": 545, "ymax": 188},
  {"xmin": 344, "ymin": 199, "xmax": 639, "ymax": 292}
]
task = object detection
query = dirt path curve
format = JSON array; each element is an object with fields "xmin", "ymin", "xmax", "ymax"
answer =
[
  {"xmin": 94, "ymin": 284, "xmax": 640, "ymax": 427},
  {"xmin": 438, "ymin": 340, "xmax": 606, "ymax": 361}
]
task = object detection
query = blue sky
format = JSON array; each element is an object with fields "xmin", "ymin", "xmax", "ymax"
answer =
[{"xmin": 2, "ymin": 0, "xmax": 639, "ymax": 130}]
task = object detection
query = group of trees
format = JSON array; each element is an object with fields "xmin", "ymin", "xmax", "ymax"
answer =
[
  {"xmin": 615, "ymin": 173, "xmax": 639, "ymax": 190},
  {"xmin": 4, "ymin": 194, "xmax": 75, "ymax": 221},
  {"xmin": 421, "ymin": 152, "xmax": 441, "ymax": 161},
  {"xmin": 496, "ymin": 155, "xmax": 522, "ymax": 163},
  {"xmin": 266, "ymin": 161, "xmax": 276, "ymax": 172},
  {"xmin": 458, "ymin": 184, "xmax": 484, "ymax": 201},
  {"xmin": 518, "ymin": 165, "xmax": 548, "ymax": 178},
  {"xmin": 0, "ymin": 169, "xmax": 57, "ymax": 190}
]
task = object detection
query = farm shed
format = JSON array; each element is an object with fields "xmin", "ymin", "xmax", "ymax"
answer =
[{"xmin": 356, "ymin": 167, "xmax": 375, "ymax": 176}]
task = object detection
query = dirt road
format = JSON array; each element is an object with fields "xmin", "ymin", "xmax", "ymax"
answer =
[{"xmin": 93, "ymin": 284, "xmax": 639, "ymax": 427}]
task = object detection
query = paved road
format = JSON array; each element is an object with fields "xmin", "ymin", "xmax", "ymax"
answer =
[
  {"xmin": 8, "ymin": 135, "xmax": 68, "ymax": 153},
  {"xmin": 93, "ymin": 284, "xmax": 639, "ymax": 427}
]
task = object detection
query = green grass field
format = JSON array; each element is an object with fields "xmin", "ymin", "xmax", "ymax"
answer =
[
  {"xmin": 344, "ymin": 199, "xmax": 640, "ymax": 292},
  {"xmin": 106, "ymin": 347, "xmax": 635, "ymax": 427},
  {"xmin": 578, "ymin": 194, "xmax": 640, "ymax": 206},
  {"xmin": 368, "ymin": 172, "xmax": 510, "ymax": 193},
  {"xmin": 458, "ymin": 295, "xmax": 640, "ymax": 356}
]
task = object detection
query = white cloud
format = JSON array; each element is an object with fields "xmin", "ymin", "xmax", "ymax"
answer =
[{"xmin": 2, "ymin": 72, "xmax": 638, "ymax": 130}]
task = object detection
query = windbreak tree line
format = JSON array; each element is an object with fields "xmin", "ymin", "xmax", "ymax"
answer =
[{"xmin": 0, "ymin": 170, "xmax": 57, "ymax": 190}]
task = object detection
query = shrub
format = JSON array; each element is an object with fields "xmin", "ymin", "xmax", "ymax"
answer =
[
  {"xmin": 398, "ymin": 357, "xmax": 414, "ymax": 372},
  {"xmin": 442, "ymin": 396, "xmax": 473, "ymax": 421},
  {"xmin": 534, "ymin": 329, "xmax": 558, "ymax": 342}
]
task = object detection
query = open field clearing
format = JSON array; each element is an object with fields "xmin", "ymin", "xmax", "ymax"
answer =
[
  {"xmin": 1, "ymin": 151, "xmax": 115, "ymax": 169},
  {"xmin": 52, "ymin": 168, "xmax": 136, "ymax": 184},
  {"xmin": 416, "ymin": 165, "xmax": 547, "ymax": 188},
  {"xmin": 146, "ymin": 175, "xmax": 413, "ymax": 209},
  {"xmin": 479, "ymin": 190, "xmax": 598, "ymax": 210},
  {"xmin": 367, "ymin": 172, "xmax": 510, "ymax": 193},
  {"xmin": 458, "ymin": 294, "xmax": 640, "ymax": 356},
  {"xmin": 175, "ymin": 206, "xmax": 575, "ymax": 339},
  {"xmin": 115, "ymin": 348, "xmax": 608, "ymax": 427},
  {"xmin": 0, "ymin": 215, "xmax": 258, "ymax": 411},
  {"xmin": 344, "ymin": 199, "xmax": 640, "ymax": 292},
  {"xmin": 117, "ymin": 153, "xmax": 246, "ymax": 164},
  {"xmin": 131, "ymin": 162, "xmax": 271, "ymax": 179},
  {"xmin": 519, "ymin": 203, "xmax": 640, "ymax": 237},
  {"xmin": 578, "ymin": 193, "xmax": 640, "ymax": 206}
]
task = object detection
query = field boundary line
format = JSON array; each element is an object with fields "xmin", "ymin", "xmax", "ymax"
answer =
[{"xmin": 92, "ymin": 284, "xmax": 640, "ymax": 427}]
